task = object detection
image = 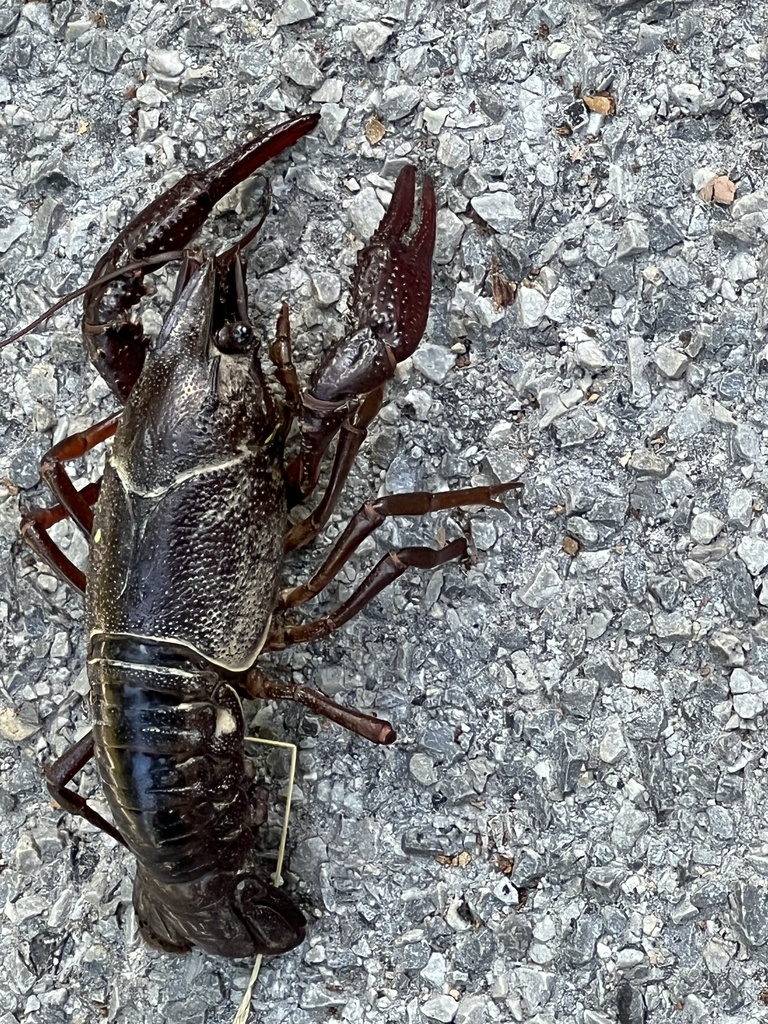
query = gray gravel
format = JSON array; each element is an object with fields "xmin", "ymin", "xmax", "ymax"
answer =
[{"xmin": 2, "ymin": 1, "xmax": 768, "ymax": 1023}]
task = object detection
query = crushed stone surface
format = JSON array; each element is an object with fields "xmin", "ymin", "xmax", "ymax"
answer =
[{"xmin": 1, "ymin": 2, "xmax": 768, "ymax": 1023}]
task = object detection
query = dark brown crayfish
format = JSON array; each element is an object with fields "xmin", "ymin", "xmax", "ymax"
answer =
[{"xmin": 12, "ymin": 113, "xmax": 515, "ymax": 959}]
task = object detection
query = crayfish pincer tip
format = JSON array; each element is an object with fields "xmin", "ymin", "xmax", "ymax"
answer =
[{"xmin": 375, "ymin": 165, "xmax": 418, "ymax": 239}]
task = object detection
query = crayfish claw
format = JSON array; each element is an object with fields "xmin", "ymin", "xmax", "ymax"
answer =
[
  {"xmin": 350, "ymin": 166, "xmax": 437, "ymax": 360},
  {"xmin": 286, "ymin": 164, "xmax": 437, "ymax": 501}
]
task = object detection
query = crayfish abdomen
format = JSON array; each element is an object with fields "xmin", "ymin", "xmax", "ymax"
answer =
[{"xmin": 90, "ymin": 638, "xmax": 305, "ymax": 956}]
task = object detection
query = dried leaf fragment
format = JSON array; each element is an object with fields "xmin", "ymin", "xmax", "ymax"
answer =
[
  {"xmin": 495, "ymin": 854, "xmax": 515, "ymax": 875},
  {"xmin": 365, "ymin": 116, "xmax": 386, "ymax": 145},
  {"xmin": 562, "ymin": 536, "xmax": 580, "ymax": 557},
  {"xmin": 699, "ymin": 174, "xmax": 737, "ymax": 205},
  {"xmin": 583, "ymin": 93, "xmax": 616, "ymax": 116},
  {"xmin": 436, "ymin": 851, "xmax": 472, "ymax": 868},
  {"xmin": 489, "ymin": 256, "xmax": 517, "ymax": 310}
]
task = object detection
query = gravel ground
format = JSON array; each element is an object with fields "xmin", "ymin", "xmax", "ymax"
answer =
[{"xmin": 2, "ymin": 2, "xmax": 768, "ymax": 1023}]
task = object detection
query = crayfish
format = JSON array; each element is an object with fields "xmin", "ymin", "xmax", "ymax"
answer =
[{"xmin": 11, "ymin": 113, "xmax": 516, "ymax": 958}]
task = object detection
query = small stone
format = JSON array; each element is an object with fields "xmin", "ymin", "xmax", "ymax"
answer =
[
  {"xmin": 509, "ymin": 966, "xmax": 555, "ymax": 1012},
  {"xmin": 518, "ymin": 562, "xmax": 562, "ymax": 609},
  {"xmin": 554, "ymin": 407, "xmax": 600, "ymax": 447},
  {"xmin": 737, "ymin": 536, "xmax": 768, "ymax": 576},
  {"xmin": 575, "ymin": 339, "xmax": 611, "ymax": 372},
  {"xmin": 0, "ymin": 213, "xmax": 28, "ymax": 253},
  {"xmin": 598, "ymin": 716, "xmax": 628, "ymax": 764},
  {"xmin": 0, "ymin": 9, "xmax": 19, "ymax": 35},
  {"xmin": 734, "ymin": 423, "xmax": 761, "ymax": 462},
  {"xmin": 546, "ymin": 285, "xmax": 572, "ymax": 322},
  {"xmin": 347, "ymin": 187, "xmax": 385, "ymax": 240},
  {"xmin": 409, "ymin": 753, "xmax": 437, "ymax": 786},
  {"xmin": 653, "ymin": 610, "xmax": 693, "ymax": 641},
  {"xmin": 379, "ymin": 84, "xmax": 420, "ymax": 120},
  {"xmin": 671, "ymin": 82, "xmax": 704, "ymax": 113},
  {"xmin": 312, "ymin": 78, "xmax": 343, "ymax": 102},
  {"xmin": 710, "ymin": 632, "xmax": 745, "ymax": 666},
  {"xmin": 319, "ymin": 102, "xmax": 348, "ymax": 144},
  {"xmin": 567, "ymin": 517, "xmax": 600, "ymax": 548},
  {"xmin": 12, "ymin": 834, "xmax": 42, "ymax": 874},
  {"xmin": 654, "ymin": 344, "xmax": 690, "ymax": 379},
  {"xmin": 137, "ymin": 109, "xmax": 159, "ymax": 141},
  {"xmin": 670, "ymin": 898, "xmax": 699, "ymax": 924},
  {"xmin": 727, "ymin": 489, "xmax": 753, "ymax": 529},
  {"xmin": 721, "ymin": 557, "xmax": 759, "ymax": 621},
  {"xmin": 349, "ymin": 21, "xmax": 393, "ymax": 61},
  {"xmin": 455, "ymin": 995, "xmax": 497, "ymax": 1024},
  {"xmin": 611, "ymin": 804, "xmax": 649, "ymax": 851},
  {"xmin": 89, "ymin": 32, "xmax": 127, "ymax": 73},
  {"xmin": 419, "ymin": 720, "xmax": 458, "ymax": 760},
  {"xmin": 616, "ymin": 217, "xmax": 650, "ymax": 259},
  {"xmin": 615, "ymin": 947, "xmax": 645, "ymax": 970},
  {"xmin": 274, "ymin": 0, "xmax": 315, "ymax": 25},
  {"xmin": 616, "ymin": 982, "xmax": 647, "ymax": 1024},
  {"xmin": 622, "ymin": 608, "xmax": 652, "ymax": 634},
  {"xmin": 668, "ymin": 396, "xmax": 712, "ymax": 441},
  {"xmin": 401, "ymin": 941, "xmax": 430, "ymax": 970},
  {"xmin": 707, "ymin": 805, "xmax": 735, "ymax": 840},
  {"xmin": 435, "ymin": 208, "xmax": 465, "ymax": 265},
  {"xmin": 731, "ymin": 882, "xmax": 768, "ymax": 947},
  {"xmin": 516, "ymin": 286, "xmax": 548, "ymax": 328},
  {"xmin": 730, "ymin": 668, "xmax": 766, "ymax": 694},
  {"xmin": 422, "ymin": 995, "xmax": 459, "ymax": 1022},
  {"xmin": 586, "ymin": 611, "xmax": 611, "ymax": 639},
  {"xmin": 485, "ymin": 29, "xmax": 509, "ymax": 59},
  {"xmin": 424, "ymin": 107, "xmax": 449, "ymax": 134},
  {"xmin": 690, "ymin": 512, "xmax": 725, "ymax": 545},
  {"xmin": 300, "ymin": 983, "xmax": 347, "ymax": 1010},
  {"xmin": 135, "ymin": 83, "xmax": 165, "ymax": 107},
  {"xmin": 731, "ymin": 185, "xmax": 767, "ymax": 218},
  {"xmin": 471, "ymin": 191, "xmax": 524, "ymax": 233},
  {"xmin": 282, "ymin": 45, "xmax": 323, "ymax": 88},
  {"xmin": 64, "ymin": 18, "xmax": 91, "ymax": 43},
  {"xmin": 437, "ymin": 132, "xmax": 471, "ymax": 169},
  {"xmin": 626, "ymin": 335, "xmax": 649, "ymax": 401},
  {"xmin": 627, "ymin": 450, "xmax": 669, "ymax": 476},
  {"xmin": 412, "ymin": 344, "xmax": 455, "ymax": 384},
  {"xmin": 726, "ymin": 253, "xmax": 758, "ymax": 285},
  {"xmin": 421, "ymin": 951, "xmax": 447, "ymax": 988},
  {"xmin": 548, "ymin": 41, "xmax": 571, "ymax": 63},
  {"xmin": 5, "ymin": 894, "xmax": 50, "ymax": 925},
  {"xmin": 0, "ymin": 706, "xmax": 39, "ymax": 741},
  {"xmin": 147, "ymin": 49, "xmax": 184, "ymax": 77},
  {"xmin": 732, "ymin": 692, "xmax": 764, "ymax": 719},
  {"xmin": 310, "ymin": 270, "xmax": 341, "ymax": 308}
]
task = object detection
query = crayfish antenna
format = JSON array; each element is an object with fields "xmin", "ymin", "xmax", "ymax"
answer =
[{"xmin": 0, "ymin": 251, "xmax": 187, "ymax": 353}]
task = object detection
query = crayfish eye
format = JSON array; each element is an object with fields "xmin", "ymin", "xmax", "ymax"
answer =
[{"xmin": 215, "ymin": 322, "xmax": 253, "ymax": 354}]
